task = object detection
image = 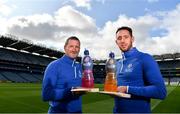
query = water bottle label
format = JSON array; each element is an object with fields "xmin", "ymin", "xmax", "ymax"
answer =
[
  {"xmin": 107, "ymin": 64, "xmax": 116, "ymax": 69},
  {"xmin": 109, "ymin": 59, "xmax": 114, "ymax": 64},
  {"xmin": 83, "ymin": 62, "xmax": 92, "ymax": 67},
  {"xmin": 84, "ymin": 56, "xmax": 90, "ymax": 62},
  {"xmin": 83, "ymin": 56, "xmax": 93, "ymax": 70}
]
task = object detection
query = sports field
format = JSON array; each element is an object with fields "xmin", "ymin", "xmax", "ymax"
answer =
[{"xmin": 0, "ymin": 83, "xmax": 179, "ymax": 113}]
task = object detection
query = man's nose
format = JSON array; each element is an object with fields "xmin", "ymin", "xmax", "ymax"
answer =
[
  {"xmin": 121, "ymin": 38, "xmax": 125, "ymax": 42},
  {"xmin": 72, "ymin": 47, "xmax": 77, "ymax": 51}
]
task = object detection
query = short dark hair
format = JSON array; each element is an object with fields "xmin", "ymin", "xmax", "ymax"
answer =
[
  {"xmin": 116, "ymin": 26, "xmax": 133, "ymax": 37},
  {"xmin": 64, "ymin": 36, "xmax": 80, "ymax": 47}
]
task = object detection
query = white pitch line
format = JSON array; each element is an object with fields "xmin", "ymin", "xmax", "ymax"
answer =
[{"xmin": 151, "ymin": 86, "xmax": 177, "ymax": 110}]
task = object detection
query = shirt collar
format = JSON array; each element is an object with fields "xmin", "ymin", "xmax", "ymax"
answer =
[
  {"xmin": 62, "ymin": 54, "xmax": 76, "ymax": 66},
  {"xmin": 123, "ymin": 47, "xmax": 138, "ymax": 58}
]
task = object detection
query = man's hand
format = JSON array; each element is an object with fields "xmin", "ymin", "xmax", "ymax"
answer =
[{"xmin": 117, "ymin": 86, "xmax": 127, "ymax": 93}]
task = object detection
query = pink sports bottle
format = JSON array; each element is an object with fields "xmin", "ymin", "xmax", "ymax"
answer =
[{"xmin": 82, "ymin": 49, "xmax": 94, "ymax": 88}]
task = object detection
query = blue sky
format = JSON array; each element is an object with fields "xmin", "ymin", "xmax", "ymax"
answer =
[
  {"xmin": 4, "ymin": 0, "xmax": 179, "ymax": 27},
  {"xmin": 0, "ymin": 0, "xmax": 180, "ymax": 59}
]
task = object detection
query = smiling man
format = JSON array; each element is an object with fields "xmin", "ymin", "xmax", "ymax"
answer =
[
  {"xmin": 42, "ymin": 36, "xmax": 83, "ymax": 113},
  {"xmin": 114, "ymin": 26, "xmax": 167, "ymax": 113}
]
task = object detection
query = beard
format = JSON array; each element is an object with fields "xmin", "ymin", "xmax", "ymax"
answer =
[{"xmin": 119, "ymin": 43, "xmax": 133, "ymax": 52}]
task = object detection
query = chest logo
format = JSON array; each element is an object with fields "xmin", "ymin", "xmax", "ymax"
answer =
[{"xmin": 125, "ymin": 63, "xmax": 133, "ymax": 72}]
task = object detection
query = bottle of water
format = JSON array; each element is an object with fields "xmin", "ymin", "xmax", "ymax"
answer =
[
  {"xmin": 104, "ymin": 52, "xmax": 117, "ymax": 92},
  {"xmin": 82, "ymin": 49, "xmax": 94, "ymax": 88}
]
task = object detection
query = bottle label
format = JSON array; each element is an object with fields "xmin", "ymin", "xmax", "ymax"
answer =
[
  {"xmin": 84, "ymin": 56, "xmax": 90, "ymax": 62},
  {"xmin": 83, "ymin": 56, "xmax": 93, "ymax": 70}
]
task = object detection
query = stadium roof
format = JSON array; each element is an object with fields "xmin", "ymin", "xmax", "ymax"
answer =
[
  {"xmin": 0, "ymin": 34, "xmax": 64, "ymax": 58},
  {"xmin": 153, "ymin": 53, "xmax": 180, "ymax": 61},
  {"xmin": 1, "ymin": 34, "xmax": 180, "ymax": 61}
]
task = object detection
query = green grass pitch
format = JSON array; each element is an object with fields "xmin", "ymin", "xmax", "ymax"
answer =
[{"xmin": 0, "ymin": 83, "xmax": 179, "ymax": 113}]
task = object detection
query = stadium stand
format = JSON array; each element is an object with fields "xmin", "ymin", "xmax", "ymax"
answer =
[
  {"xmin": 0, "ymin": 34, "xmax": 83, "ymax": 83},
  {"xmin": 0, "ymin": 34, "xmax": 180, "ymax": 85},
  {"xmin": 93, "ymin": 64, "xmax": 106, "ymax": 83},
  {"xmin": 154, "ymin": 54, "xmax": 180, "ymax": 85},
  {"xmin": 0, "ymin": 35, "xmax": 62, "ymax": 83}
]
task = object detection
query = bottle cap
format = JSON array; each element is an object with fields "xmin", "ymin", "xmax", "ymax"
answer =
[
  {"xmin": 84, "ymin": 49, "xmax": 89, "ymax": 55},
  {"xmin": 109, "ymin": 52, "xmax": 115, "ymax": 58}
]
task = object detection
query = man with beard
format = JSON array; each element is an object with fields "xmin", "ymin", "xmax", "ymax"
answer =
[{"xmin": 114, "ymin": 26, "xmax": 167, "ymax": 113}]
